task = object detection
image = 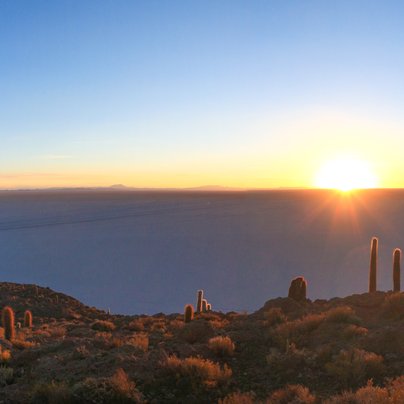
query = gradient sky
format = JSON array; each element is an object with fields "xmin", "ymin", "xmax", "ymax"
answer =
[{"xmin": 2, "ymin": 1, "xmax": 404, "ymax": 189}]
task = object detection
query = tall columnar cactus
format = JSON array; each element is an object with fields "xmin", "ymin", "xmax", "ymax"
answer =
[
  {"xmin": 288, "ymin": 276, "xmax": 307, "ymax": 301},
  {"xmin": 207, "ymin": 303, "xmax": 212, "ymax": 311},
  {"xmin": 197, "ymin": 290, "xmax": 203, "ymax": 313},
  {"xmin": 2, "ymin": 306, "xmax": 15, "ymax": 341},
  {"xmin": 369, "ymin": 237, "xmax": 378, "ymax": 293},
  {"xmin": 184, "ymin": 304, "xmax": 194, "ymax": 323},
  {"xmin": 202, "ymin": 299, "xmax": 208, "ymax": 312},
  {"xmin": 393, "ymin": 248, "xmax": 401, "ymax": 292},
  {"xmin": 24, "ymin": 310, "xmax": 33, "ymax": 328}
]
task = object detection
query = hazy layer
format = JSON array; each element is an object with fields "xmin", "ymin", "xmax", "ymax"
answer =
[{"xmin": 0, "ymin": 189, "xmax": 402, "ymax": 314}]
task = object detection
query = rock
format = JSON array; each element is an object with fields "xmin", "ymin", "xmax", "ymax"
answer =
[{"xmin": 288, "ymin": 276, "xmax": 307, "ymax": 302}]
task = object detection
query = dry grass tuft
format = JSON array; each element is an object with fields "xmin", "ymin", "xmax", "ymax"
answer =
[
  {"xmin": 91, "ymin": 320, "xmax": 116, "ymax": 332},
  {"xmin": 208, "ymin": 336, "xmax": 235, "ymax": 357}
]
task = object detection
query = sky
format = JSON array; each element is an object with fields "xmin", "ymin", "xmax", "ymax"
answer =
[{"xmin": 2, "ymin": 1, "xmax": 404, "ymax": 189}]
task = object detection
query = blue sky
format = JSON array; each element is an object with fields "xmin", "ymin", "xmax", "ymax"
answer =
[{"xmin": 1, "ymin": 1, "xmax": 404, "ymax": 188}]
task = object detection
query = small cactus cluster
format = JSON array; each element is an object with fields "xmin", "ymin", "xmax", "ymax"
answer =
[
  {"xmin": 196, "ymin": 289, "xmax": 212, "ymax": 313},
  {"xmin": 183, "ymin": 289, "xmax": 213, "ymax": 322},
  {"xmin": 368, "ymin": 236, "xmax": 402, "ymax": 293},
  {"xmin": 1, "ymin": 307, "xmax": 33, "ymax": 341},
  {"xmin": 288, "ymin": 276, "xmax": 307, "ymax": 302}
]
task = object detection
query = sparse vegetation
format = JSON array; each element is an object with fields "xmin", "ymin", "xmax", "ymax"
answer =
[{"xmin": 1, "ymin": 278, "xmax": 404, "ymax": 402}]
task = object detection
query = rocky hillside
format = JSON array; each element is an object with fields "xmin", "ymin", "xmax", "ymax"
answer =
[{"xmin": 2, "ymin": 282, "xmax": 404, "ymax": 403}]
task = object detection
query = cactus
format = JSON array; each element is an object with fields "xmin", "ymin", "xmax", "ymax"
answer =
[
  {"xmin": 197, "ymin": 290, "xmax": 203, "ymax": 313},
  {"xmin": 288, "ymin": 276, "xmax": 307, "ymax": 301},
  {"xmin": 393, "ymin": 248, "xmax": 401, "ymax": 292},
  {"xmin": 207, "ymin": 303, "xmax": 212, "ymax": 311},
  {"xmin": 24, "ymin": 310, "xmax": 33, "ymax": 328},
  {"xmin": 184, "ymin": 304, "xmax": 194, "ymax": 323},
  {"xmin": 2, "ymin": 306, "xmax": 15, "ymax": 341},
  {"xmin": 202, "ymin": 299, "xmax": 208, "ymax": 312},
  {"xmin": 369, "ymin": 237, "xmax": 378, "ymax": 293}
]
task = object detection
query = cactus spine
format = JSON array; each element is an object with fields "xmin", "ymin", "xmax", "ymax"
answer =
[
  {"xmin": 2, "ymin": 306, "xmax": 15, "ymax": 341},
  {"xmin": 369, "ymin": 237, "xmax": 378, "ymax": 293},
  {"xmin": 197, "ymin": 290, "xmax": 203, "ymax": 313},
  {"xmin": 393, "ymin": 248, "xmax": 401, "ymax": 292},
  {"xmin": 184, "ymin": 304, "xmax": 194, "ymax": 323},
  {"xmin": 24, "ymin": 310, "xmax": 33, "ymax": 328}
]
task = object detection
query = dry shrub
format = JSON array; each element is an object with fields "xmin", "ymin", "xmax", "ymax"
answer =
[
  {"xmin": 266, "ymin": 345, "xmax": 312, "ymax": 383},
  {"xmin": 179, "ymin": 319, "xmax": 215, "ymax": 344},
  {"xmin": 383, "ymin": 293, "xmax": 404, "ymax": 319},
  {"xmin": 110, "ymin": 337, "xmax": 125, "ymax": 348},
  {"xmin": 162, "ymin": 355, "xmax": 232, "ymax": 388},
  {"xmin": 325, "ymin": 380, "xmax": 392, "ymax": 403},
  {"xmin": 126, "ymin": 333, "xmax": 149, "ymax": 352},
  {"xmin": 71, "ymin": 368, "xmax": 143, "ymax": 403},
  {"xmin": 268, "ymin": 384, "xmax": 316, "ymax": 404},
  {"xmin": 49, "ymin": 326, "xmax": 66, "ymax": 338},
  {"xmin": 273, "ymin": 313, "xmax": 325, "ymax": 347},
  {"xmin": 0, "ymin": 366, "xmax": 13, "ymax": 387},
  {"xmin": 264, "ymin": 308, "xmax": 287, "ymax": 327},
  {"xmin": 94, "ymin": 332, "xmax": 113, "ymax": 349},
  {"xmin": 31, "ymin": 381, "xmax": 71, "ymax": 404},
  {"xmin": 219, "ymin": 391, "xmax": 255, "ymax": 404},
  {"xmin": 0, "ymin": 349, "xmax": 11, "ymax": 363},
  {"xmin": 324, "ymin": 306, "xmax": 361, "ymax": 324},
  {"xmin": 325, "ymin": 348, "xmax": 385, "ymax": 388},
  {"xmin": 325, "ymin": 376, "xmax": 404, "ymax": 403},
  {"xmin": 91, "ymin": 320, "xmax": 116, "ymax": 332},
  {"xmin": 72, "ymin": 345, "xmax": 90, "ymax": 360},
  {"xmin": 168, "ymin": 319, "xmax": 184, "ymax": 332},
  {"xmin": 209, "ymin": 318, "xmax": 230, "ymax": 329},
  {"xmin": 127, "ymin": 319, "xmax": 144, "ymax": 332},
  {"xmin": 150, "ymin": 321, "xmax": 166, "ymax": 333},
  {"xmin": 208, "ymin": 336, "xmax": 235, "ymax": 357},
  {"xmin": 387, "ymin": 375, "xmax": 404, "ymax": 402},
  {"xmin": 342, "ymin": 324, "xmax": 368, "ymax": 339},
  {"xmin": 12, "ymin": 338, "xmax": 36, "ymax": 349}
]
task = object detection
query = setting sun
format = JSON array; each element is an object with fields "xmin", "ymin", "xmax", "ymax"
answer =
[{"xmin": 314, "ymin": 157, "xmax": 378, "ymax": 191}]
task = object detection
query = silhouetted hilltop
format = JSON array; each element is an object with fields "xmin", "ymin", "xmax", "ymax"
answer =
[{"xmin": 2, "ymin": 283, "xmax": 404, "ymax": 402}]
